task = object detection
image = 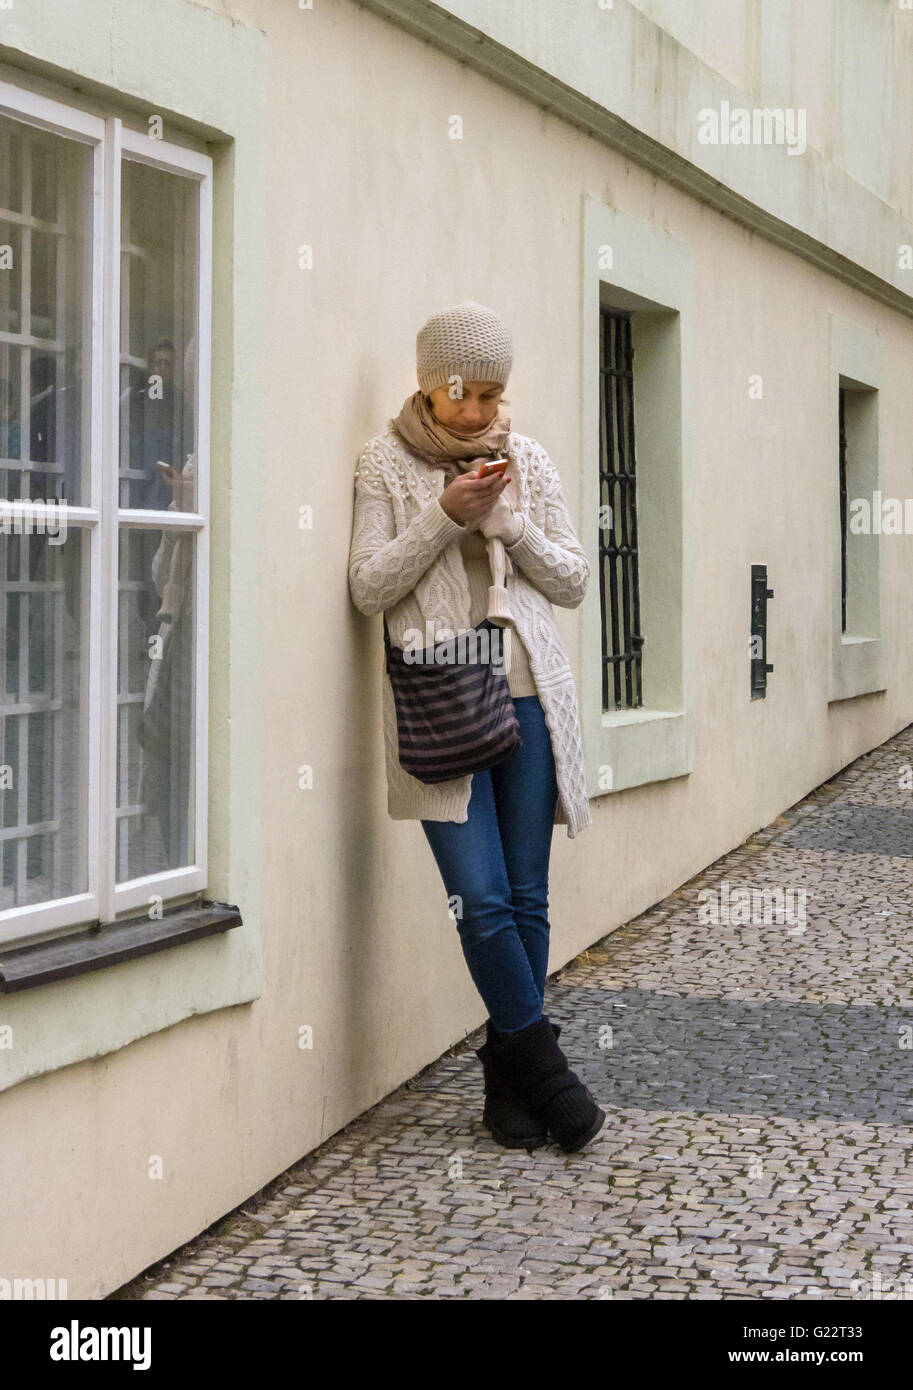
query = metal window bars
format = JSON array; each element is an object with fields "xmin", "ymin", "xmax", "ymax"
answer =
[{"xmin": 598, "ymin": 308, "xmax": 644, "ymax": 710}]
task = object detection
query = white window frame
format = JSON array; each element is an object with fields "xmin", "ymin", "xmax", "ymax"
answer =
[{"xmin": 0, "ymin": 83, "xmax": 212, "ymax": 946}]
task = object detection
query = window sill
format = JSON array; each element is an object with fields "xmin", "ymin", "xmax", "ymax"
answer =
[
  {"xmin": 829, "ymin": 632, "xmax": 885, "ymax": 702},
  {"xmin": 600, "ymin": 707, "xmax": 684, "ymax": 728},
  {"xmin": 0, "ymin": 900, "xmax": 242, "ymax": 993},
  {"xmin": 587, "ymin": 708, "xmax": 692, "ymax": 793}
]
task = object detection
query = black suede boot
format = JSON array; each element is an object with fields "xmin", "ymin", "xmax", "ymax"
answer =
[
  {"xmin": 475, "ymin": 1019, "xmax": 561, "ymax": 1150},
  {"xmin": 487, "ymin": 1014, "xmax": 606, "ymax": 1153}
]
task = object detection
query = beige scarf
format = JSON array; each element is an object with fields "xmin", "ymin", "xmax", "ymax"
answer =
[
  {"xmin": 391, "ymin": 389, "xmax": 516, "ymax": 626},
  {"xmin": 392, "ymin": 389, "xmax": 511, "ymax": 482}
]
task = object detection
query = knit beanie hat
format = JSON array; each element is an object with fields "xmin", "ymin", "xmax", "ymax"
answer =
[{"xmin": 416, "ymin": 300, "xmax": 513, "ymax": 394}]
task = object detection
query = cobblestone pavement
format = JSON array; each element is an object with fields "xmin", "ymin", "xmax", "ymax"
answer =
[{"xmin": 111, "ymin": 726, "xmax": 913, "ymax": 1300}]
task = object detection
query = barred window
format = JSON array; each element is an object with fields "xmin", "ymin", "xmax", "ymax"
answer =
[
  {"xmin": 598, "ymin": 307, "xmax": 644, "ymax": 711},
  {"xmin": 0, "ymin": 86, "xmax": 212, "ymax": 945}
]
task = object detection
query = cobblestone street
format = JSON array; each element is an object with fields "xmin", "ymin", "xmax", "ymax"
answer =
[{"xmin": 112, "ymin": 726, "xmax": 913, "ymax": 1301}]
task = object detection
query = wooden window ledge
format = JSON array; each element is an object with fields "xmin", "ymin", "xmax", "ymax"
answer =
[{"xmin": 0, "ymin": 901, "xmax": 242, "ymax": 993}]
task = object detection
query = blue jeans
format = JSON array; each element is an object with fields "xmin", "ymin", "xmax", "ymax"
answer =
[{"xmin": 420, "ymin": 695, "xmax": 559, "ymax": 1035}]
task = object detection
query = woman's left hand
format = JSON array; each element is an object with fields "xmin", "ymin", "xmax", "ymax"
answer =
[
  {"xmin": 157, "ymin": 462, "xmax": 195, "ymax": 512},
  {"xmin": 473, "ymin": 492, "xmax": 524, "ymax": 545}
]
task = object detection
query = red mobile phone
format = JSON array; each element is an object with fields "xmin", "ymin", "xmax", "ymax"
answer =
[{"xmin": 475, "ymin": 457, "xmax": 509, "ymax": 480}]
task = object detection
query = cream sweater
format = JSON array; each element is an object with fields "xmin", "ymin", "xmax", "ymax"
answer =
[
  {"xmin": 348, "ymin": 423, "xmax": 593, "ymax": 838},
  {"xmin": 456, "ymin": 522, "xmax": 538, "ymax": 698}
]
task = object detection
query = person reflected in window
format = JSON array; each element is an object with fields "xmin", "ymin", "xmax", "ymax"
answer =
[
  {"xmin": 127, "ymin": 338, "xmax": 194, "ymax": 631},
  {"xmin": 0, "ymin": 377, "xmax": 21, "ymax": 469},
  {"xmin": 137, "ymin": 453, "xmax": 195, "ymax": 872},
  {"xmin": 128, "ymin": 338, "xmax": 193, "ymax": 511}
]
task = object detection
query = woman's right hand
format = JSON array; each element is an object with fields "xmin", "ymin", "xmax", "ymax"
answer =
[{"xmin": 438, "ymin": 463, "xmax": 511, "ymax": 528}]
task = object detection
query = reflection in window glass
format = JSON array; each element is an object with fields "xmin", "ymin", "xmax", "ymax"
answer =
[
  {"xmin": 116, "ymin": 525, "xmax": 195, "ymax": 881},
  {"xmin": 0, "ymin": 530, "xmax": 88, "ymax": 909},
  {"xmin": 118, "ymin": 159, "xmax": 198, "ymax": 512},
  {"xmin": 0, "ymin": 114, "xmax": 90, "ymax": 505}
]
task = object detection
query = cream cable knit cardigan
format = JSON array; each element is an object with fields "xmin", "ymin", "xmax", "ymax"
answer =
[{"xmin": 348, "ymin": 423, "xmax": 593, "ymax": 838}]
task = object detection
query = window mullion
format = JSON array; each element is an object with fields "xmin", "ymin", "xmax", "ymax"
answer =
[{"xmin": 97, "ymin": 115, "xmax": 123, "ymax": 924}]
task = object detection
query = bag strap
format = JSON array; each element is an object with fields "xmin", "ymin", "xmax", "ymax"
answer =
[{"xmin": 382, "ymin": 611, "xmax": 391, "ymax": 651}]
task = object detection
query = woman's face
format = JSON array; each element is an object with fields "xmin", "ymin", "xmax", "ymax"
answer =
[{"xmin": 427, "ymin": 381, "xmax": 504, "ymax": 434}]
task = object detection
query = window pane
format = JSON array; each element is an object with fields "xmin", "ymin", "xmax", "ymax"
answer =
[
  {"xmin": 116, "ymin": 525, "xmax": 196, "ymax": 881},
  {"xmin": 0, "ymin": 113, "xmax": 90, "ymax": 505},
  {"xmin": 0, "ymin": 529, "xmax": 88, "ymax": 910},
  {"xmin": 118, "ymin": 160, "xmax": 198, "ymax": 512},
  {"xmin": 0, "ymin": 222, "xmax": 22, "ymax": 334}
]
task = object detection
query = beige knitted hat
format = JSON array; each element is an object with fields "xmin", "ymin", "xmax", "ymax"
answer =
[{"xmin": 416, "ymin": 300, "xmax": 513, "ymax": 394}]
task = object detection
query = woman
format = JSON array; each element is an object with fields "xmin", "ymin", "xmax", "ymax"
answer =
[{"xmin": 348, "ymin": 300, "xmax": 605, "ymax": 1153}]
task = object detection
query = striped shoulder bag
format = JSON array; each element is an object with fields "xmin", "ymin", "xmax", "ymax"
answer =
[{"xmin": 382, "ymin": 614, "xmax": 523, "ymax": 784}]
